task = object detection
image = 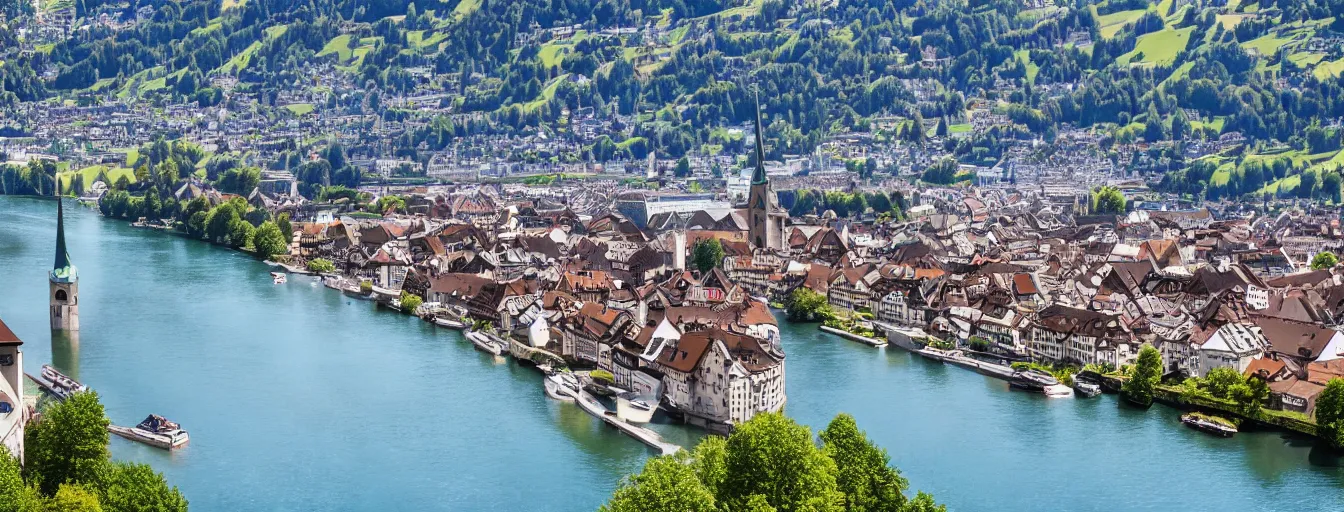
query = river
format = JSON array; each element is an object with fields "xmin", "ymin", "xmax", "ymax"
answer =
[{"xmin": 0, "ymin": 196, "xmax": 1341, "ymax": 511}]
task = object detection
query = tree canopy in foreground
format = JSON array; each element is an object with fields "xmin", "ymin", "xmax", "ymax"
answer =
[{"xmin": 602, "ymin": 412, "xmax": 944, "ymax": 512}]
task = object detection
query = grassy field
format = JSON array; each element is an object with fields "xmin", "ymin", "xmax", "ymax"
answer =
[
  {"xmin": 1096, "ymin": 8, "xmax": 1146, "ymax": 38},
  {"xmin": 1120, "ymin": 26, "xmax": 1195, "ymax": 66},
  {"xmin": 1016, "ymin": 50, "xmax": 1039, "ymax": 83},
  {"xmin": 948, "ymin": 123, "xmax": 972, "ymax": 134},
  {"xmin": 57, "ymin": 166, "xmax": 136, "ymax": 191},
  {"xmin": 283, "ymin": 103, "xmax": 315, "ymax": 116},
  {"xmin": 522, "ymin": 76, "xmax": 566, "ymax": 112},
  {"xmin": 1241, "ymin": 31, "xmax": 1300, "ymax": 56},
  {"xmin": 217, "ymin": 25, "xmax": 289, "ymax": 75},
  {"xmin": 451, "ymin": 0, "xmax": 481, "ymax": 19},
  {"xmin": 318, "ymin": 34, "xmax": 355, "ymax": 61},
  {"xmin": 1314, "ymin": 57, "xmax": 1344, "ymax": 79}
]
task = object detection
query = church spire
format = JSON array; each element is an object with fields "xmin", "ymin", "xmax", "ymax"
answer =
[
  {"xmin": 54, "ymin": 196, "xmax": 71, "ymax": 272},
  {"xmin": 751, "ymin": 88, "xmax": 768, "ymax": 186}
]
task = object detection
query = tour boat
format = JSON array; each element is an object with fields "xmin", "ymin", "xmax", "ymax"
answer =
[
  {"xmin": 1181, "ymin": 413, "xmax": 1237, "ymax": 438},
  {"xmin": 109, "ymin": 415, "xmax": 190, "ymax": 450},
  {"xmin": 1073, "ymin": 379, "xmax": 1102, "ymax": 398},
  {"xmin": 39, "ymin": 364, "xmax": 88, "ymax": 400},
  {"xmin": 271, "ymin": 272, "xmax": 287, "ymax": 284}
]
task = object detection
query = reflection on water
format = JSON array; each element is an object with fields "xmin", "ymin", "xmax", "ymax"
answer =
[{"xmin": 50, "ymin": 329, "xmax": 79, "ymax": 379}]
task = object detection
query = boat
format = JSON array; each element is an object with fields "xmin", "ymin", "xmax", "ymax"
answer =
[
  {"xmin": 1009, "ymin": 368, "xmax": 1060, "ymax": 393},
  {"xmin": 1181, "ymin": 413, "xmax": 1237, "ymax": 438},
  {"xmin": 433, "ymin": 316, "xmax": 467, "ymax": 330},
  {"xmin": 544, "ymin": 373, "xmax": 580, "ymax": 402},
  {"xmin": 1073, "ymin": 379, "xmax": 1102, "ymax": 398},
  {"xmin": 1043, "ymin": 384, "xmax": 1074, "ymax": 398},
  {"xmin": 271, "ymin": 272, "xmax": 287, "ymax": 284},
  {"xmin": 615, "ymin": 392, "xmax": 658, "ymax": 423},
  {"xmin": 38, "ymin": 364, "xmax": 88, "ymax": 400},
  {"xmin": 466, "ymin": 331, "xmax": 505, "ymax": 356},
  {"xmin": 108, "ymin": 414, "xmax": 190, "ymax": 450}
]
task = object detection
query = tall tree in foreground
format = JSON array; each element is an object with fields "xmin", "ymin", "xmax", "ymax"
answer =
[
  {"xmin": 601, "ymin": 412, "xmax": 944, "ymax": 512},
  {"xmin": 25, "ymin": 392, "xmax": 109, "ymax": 495},
  {"xmin": 821, "ymin": 414, "xmax": 909, "ymax": 512},
  {"xmin": 1311, "ymin": 251, "xmax": 1338, "ymax": 270},
  {"xmin": 720, "ymin": 413, "xmax": 844, "ymax": 512}
]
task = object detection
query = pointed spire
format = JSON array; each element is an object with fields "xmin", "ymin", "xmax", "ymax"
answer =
[
  {"xmin": 54, "ymin": 196, "xmax": 71, "ymax": 273},
  {"xmin": 751, "ymin": 88, "xmax": 768, "ymax": 186}
]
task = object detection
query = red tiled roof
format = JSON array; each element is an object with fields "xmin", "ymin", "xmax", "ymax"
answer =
[{"xmin": 0, "ymin": 317, "xmax": 20, "ymax": 345}]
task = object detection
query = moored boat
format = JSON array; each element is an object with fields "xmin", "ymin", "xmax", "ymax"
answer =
[
  {"xmin": 1181, "ymin": 413, "xmax": 1237, "ymax": 438},
  {"xmin": 1073, "ymin": 379, "xmax": 1102, "ymax": 398},
  {"xmin": 1009, "ymin": 368, "xmax": 1060, "ymax": 393},
  {"xmin": 271, "ymin": 272, "xmax": 287, "ymax": 284},
  {"xmin": 466, "ymin": 331, "xmax": 505, "ymax": 356},
  {"xmin": 39, "ymin": 364, "xmax": 88, "ymax": 400},
  {"xmin": 109, "ymin": 414, "xmax": 190, "ymax": 450},
  {"xmin": 433, "ymin": 316, "xmax": 467, "ymax": 330},
  {"xmin": 615, "ymin": 392, "xmax": 658, "ymax": 423}
]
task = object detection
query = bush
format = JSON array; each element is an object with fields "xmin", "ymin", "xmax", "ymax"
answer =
[
  {"xmin": 306, "ymin": 258, "xmax": 336, "ymax": 273},
  {"xmin": 400, "ymin": 291, "xmax": 423, "ymax": 312},
  {"xmin": 591, "ymin": 370, "xmax": 615, "ymax": 383}
]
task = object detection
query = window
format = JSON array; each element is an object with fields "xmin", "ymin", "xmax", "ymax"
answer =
[{"xmin": 54, "ymin": 289, "xmax": 67, "ymax": 301}]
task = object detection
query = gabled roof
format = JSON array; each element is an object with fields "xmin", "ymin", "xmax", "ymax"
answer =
[{"xmin": 0, "ymin": 317, "xmax": 20, "ymax": 346}]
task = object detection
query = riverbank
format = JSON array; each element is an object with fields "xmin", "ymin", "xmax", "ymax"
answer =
[{"xmin": 7, "ymin": 196, "xmax": 1344, "ymax": 511}]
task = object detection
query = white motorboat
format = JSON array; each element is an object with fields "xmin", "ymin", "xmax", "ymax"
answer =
[
  {"xmin": 271, "ymin": 272, "xmax": 287, "ymax": 284},
  {"xmin": 433, "ymin": 316, "xmax": 468, "ymax": 330},
  {"xmin": 466, "ymin": 331, "xmax": 505, "ymax": 356},
  {"xmin": 615, "ymin": 392, "xmax": 658, "ymax": 423},
  {"xmin": 39, "ymin": 364, "xmax": 88, "ymax": 400},
  {"xmin": 543, "ymin": 373, "xmax": 578, "ymax": 402},
  {"xmin": 109, "ymin": 415, "xmax": 190, "ymax": 450}
]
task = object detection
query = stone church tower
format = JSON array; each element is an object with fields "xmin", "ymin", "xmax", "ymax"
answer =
[
  {"xmin": 747, "ymin": 95, "xmax": 784, "ymax": 251},
  {"xmin": 50, "ymin": 197, "xmax": 79, "ymax": 331}
]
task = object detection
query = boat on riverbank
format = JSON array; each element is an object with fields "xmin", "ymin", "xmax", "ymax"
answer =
[
  {"xmin": 544, "ymin": 372, "xmax": 581, "ymax": 402},
  {"xmin": 1181, "ymin": 413, "xmax": 1238, "ymax": 438},
  {"xmin": 1009, "ymin": 369, "xmax": 1060, "ymax": 393},
  {"xmin": 109, "ymin": 415, "xmax": 190, "ymax": 450},
  {"xmin": 466, "ymin": 331, "xmax": 506, "ymax": 356},
  {"xmin": 30, "ymin": 364, "xmax": 88, "ymax": 400},
  {"xmin": 271, "ymin": 272, "xmax": 287, "ymax": 284},
  {"xmin": 615, "ymin": 392, "xmax": 658, "ymax": 424},
  {"xmin": 1073, "ymin": 379, "xmax": 1102, "ymax": 398}
]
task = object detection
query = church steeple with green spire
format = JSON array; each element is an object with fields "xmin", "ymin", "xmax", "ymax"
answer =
[
  {"xmin": 747, "ymin": 90, "xmax": 782, "ymax": 251},
  {"xmin": 50, "ymin": 197, "xmax": 77, "ymax": 283},
  {"xmin": 50, "ymin": 196, "xmax": 79, "ymax": 331}
]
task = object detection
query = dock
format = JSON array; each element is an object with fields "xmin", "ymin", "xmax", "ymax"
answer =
[
  {"xmin": 818, "ymin": 325, "xmax": 887, "ymax": 347},
  {"xmin": 561, "ymin": 387, "xmax": 681, "ymax": 456}
]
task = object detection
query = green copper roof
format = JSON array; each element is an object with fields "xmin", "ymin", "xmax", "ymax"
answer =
[
  {"xmin": 751, "ymin": 90, "xmax": 768, "ymax": 186},
  {"xmin": 51, "ymin": 197, "xmax": 76, "ymax": 283}
]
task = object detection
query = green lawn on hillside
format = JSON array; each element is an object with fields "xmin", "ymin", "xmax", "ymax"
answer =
[
  {"xmin": 1120, "ymin": 26, "xmax": 1194, "ymax": 66},
  {"xmin": 58, "ymin": 166, "xmax": 135, "ymax": 191},
  {"xmin": 1096, "ymin": 8, "xmax": 1147, "ymax": 38},
  {"xmin": 319, "ymin": 34, "xmax": 355, "ymax": 61},
  {"xmin": 283, "ymin": 103, "xmax": 315, "ymax": 116}
]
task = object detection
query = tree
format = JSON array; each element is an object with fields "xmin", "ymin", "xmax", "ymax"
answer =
[
  {"xmin": 721, "ymin": 413, "xmax": 843, "ymax": 512},
  {"xmin": 252, "ymin": 221, "xmax": 288, "ymax": 260},
  {"xmin": 227, "ymin": 219, "xmax": 254, "ymax": 249},
  {"xmin": 691, "ymin": 238, "xmax": 724, "ymax": 274},
  {"xmin": 600, "ymin": 456, "xmax": 716, "ymax": 512},
  {"xmin": 1203, "ymin": 367, "xmax": 1242, "ymax": 399},
  {"xmin": 374, "ymin": 195, "xmax": 406, "ymax": 214},
  {"xmin": 400, "ymin": 290, "xmax": 423, "ymax": 312},
  {"xmin": 46, "ymin": 484, "xmax": 102, "ymax": 512},
  {"xmin": 689, "ymin": 435, "xmax": 728, "ymax": 498},
  {"xmin": 1229, "ymin": 376, "xmax": 1269, "ymax": 416},
  {"xmin": 276, "ymin": 213, "xmax": 293, "ymax": 244},
  {"xmin": 307, "ymin": 258, "xmax": 337, "ymax": 273},
  {"xmin": 0, "ymin": 448, "xmax": 41, "ymax": 512},
  {"xmin": 785, "ymin": 287, "xmax": 832, "ymax": 322},
  {"xmin": 1315, "ymin": 378, "xmax": 1344, "ymax": 449},
  {"xmin": 1092, "ymin": 186, "xmax": 1126, "ymax": 214},
  {"xmin": 820, "ymin": 414, "xmax": 909, "ymax": 512},
  {"xmin": 24, "ymin": 392, "xmax": 109, "ymax": 495},
  {"xmin": 1122, "ymin": 345, "xmax": 1161, "ymax": 407},
  {"xmin": 675, "ymin": 157, "xmax": 691, "ymax": 178},
  {"xmin": 92, "ymin": 462, "xmax": 187, "ymax": 512},
  {"xmin": 1311, "ymin": 251, "xmax": 1338, "ymax": 270}
]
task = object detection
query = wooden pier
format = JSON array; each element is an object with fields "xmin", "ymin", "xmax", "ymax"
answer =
[{"xmin": 561, "ymin": 387, "xmax": 681, "ymax": 456}]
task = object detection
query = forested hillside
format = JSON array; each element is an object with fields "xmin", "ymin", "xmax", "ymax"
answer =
[{"xmin": 3, "ymin": 0, "xmax": 1344, "ymax": 201}]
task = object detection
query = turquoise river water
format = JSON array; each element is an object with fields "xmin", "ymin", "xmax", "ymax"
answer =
[{"xmin": 0, "ymin": 196, "xmax": 1342, "ymax": 511}]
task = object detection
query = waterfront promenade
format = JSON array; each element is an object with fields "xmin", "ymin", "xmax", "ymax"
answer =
[{"xmin": 2, "ymin": 196, "xmax": 1343, "ymax": 511}]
